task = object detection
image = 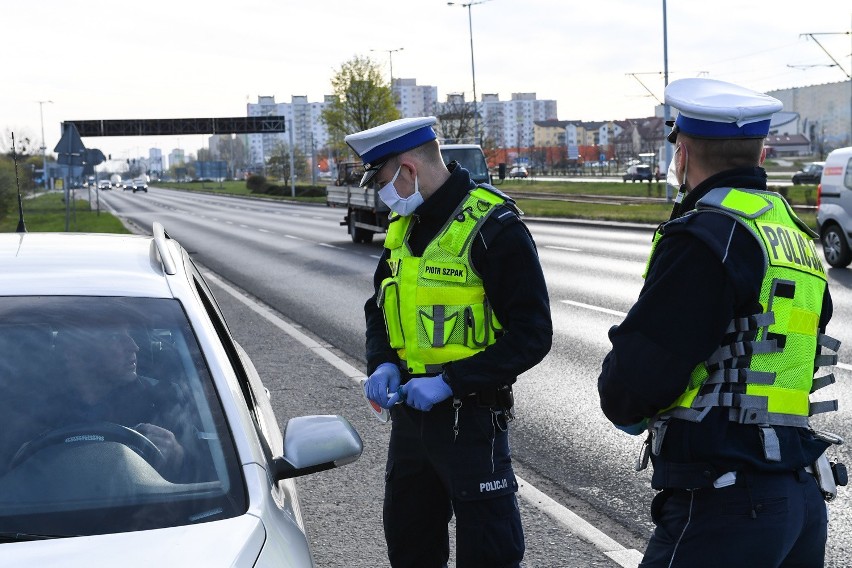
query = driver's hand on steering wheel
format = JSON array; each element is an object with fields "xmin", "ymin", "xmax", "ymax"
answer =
[{"xmin": 135, "ymin": 423, "xmax": 185, "ymax": 475}]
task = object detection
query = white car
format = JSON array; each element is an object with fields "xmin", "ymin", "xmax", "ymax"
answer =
[
  {"xmin": 817, "ymin": 146, "xmax": 852, "ymax": 268},
  {"xmin": 0, "ymin": 223, "xmax": 362, "ymax": 566}
]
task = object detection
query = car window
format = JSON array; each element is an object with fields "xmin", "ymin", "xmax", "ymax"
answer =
[
  {"xmin": 845, "ymin": 158, "xmax": 852, "ymax": 190},
  {"xmin": 0, "ymin": 296, "xmax": 246, "ymax": 537},
  {"xmin": 440, "ymin": 148, "xmax": 489, "ymax": 178}
]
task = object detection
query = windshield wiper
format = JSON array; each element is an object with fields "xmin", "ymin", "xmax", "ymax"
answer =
[{"xmin": 0, "ymin": 531, "xmax": 70, "ymax": 542}]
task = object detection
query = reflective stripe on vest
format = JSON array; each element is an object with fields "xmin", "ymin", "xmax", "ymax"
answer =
[
  {"xmin": 647, "ymin": 188, "xmax": 839, "ymax": 460},
  {"xmin": 378, "ymin": 187, "xmax": 506, "ymax": 374}
]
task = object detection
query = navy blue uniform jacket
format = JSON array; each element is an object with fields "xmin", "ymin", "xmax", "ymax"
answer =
[{"xmin": 597, "ymin": 167, "xmax": 833, "ymax": 489}]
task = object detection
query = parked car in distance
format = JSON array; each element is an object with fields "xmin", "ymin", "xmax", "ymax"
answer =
[
  {"xmin": 133, "ymin": 179, "xmax": 148, "ymax": 193},
  {"xmin": 622, "ymin": 164, "xmax": 652, "ymax": 182},
  {"xmin": 509, "ymin": 165, "xmax": 528, "ymax": 178},
  {"xmin": 97, "ymin": 180, "xmax": 111, "ymax": 190},
  {"xmin": 817, "ymin": 148, "xmax": 852, "ymax": 268},
  {"xmin": 0, "ymin": 223, "xmax": 363, "ymax": 566},
  {"xmin": 792, "ymin": 161, "xmax": 824, "ymax": 185}
]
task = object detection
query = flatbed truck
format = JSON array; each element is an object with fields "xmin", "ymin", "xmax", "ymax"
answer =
[{"xmin": 326, "ymin": 144, "xmax": 491, "ymax": 243}]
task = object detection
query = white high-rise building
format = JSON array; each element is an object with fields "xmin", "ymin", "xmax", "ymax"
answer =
[
  {"xmin": 148, "ymin": 148, "xmax": 164, "ymax": 174},
  {"xmin": 392, "ymin": 78, "xmax": 439, "ymax": 118},
  {"xmin": 480, "ymin": 93, "xmax": 557, "ymax": 150},
  {"xmin": 246, "ymin": 95, "xmax": 332, "ymax": 171}
]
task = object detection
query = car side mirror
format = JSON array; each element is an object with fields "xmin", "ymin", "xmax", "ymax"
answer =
[{"xmin": 271, "ymin": 415, "xmax": 363, "ymax": 480}]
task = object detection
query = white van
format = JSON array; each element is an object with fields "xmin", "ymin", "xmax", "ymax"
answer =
[
  {"xmin": 439, "ymin": 144, "xmax": 492, "ymax": 185},
  {"xmin": 817, "ymin": 146, "xmax": 852, "ymax": 268}
]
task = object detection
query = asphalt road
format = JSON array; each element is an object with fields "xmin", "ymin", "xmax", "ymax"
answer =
[{"xmin": 97, "ymin": 186, "xmax": 851, "ymax": 567}]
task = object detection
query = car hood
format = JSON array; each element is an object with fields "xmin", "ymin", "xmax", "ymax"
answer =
[{"xmin": 1, "ymin": 515, "xmax": 266, "ymax": 567}]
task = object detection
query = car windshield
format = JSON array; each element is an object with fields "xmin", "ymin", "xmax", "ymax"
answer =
[
  {"xmin": 0, "ymin": 297, "xmax": 246, "ymax": 537},
  {"xmin": 440, "ymin": 148, "xmax": 489, "ymax": 178}
]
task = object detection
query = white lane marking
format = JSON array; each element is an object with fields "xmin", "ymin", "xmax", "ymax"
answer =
[
  {"xmin": 318, "ymin": 243, "xmax": 341, "ymax": 249},
  {"xmin": 239, "ymin": 224, "xmax": 250, "ymax": 229},
  {"xmin": 545, "ymin": 245, "xmax": 582, "ymax": 252},
  {"xmin": 258, "ymin": 228, "xmax": 272, "ymax": 233},
  {"xmin": 516, "ymin": 477, "xmax": 643, "ymax": 567},
  {"xmin": 204, "ymin": 272, "xmax": 641, "ymax": 567},
  {"xmin": 285, "ymin": 235, "xmax": 304, "ymax": 241},
  {"xmin": 837, "ymin": 362, "xmax": 852, "ymax": 371},
  {"xmin": 561, "ymin": 300, "xmax": 627, "ymax": 318},
  {"xmin": 370, "ymin": 255, "xmax": 382, "ymax": 259}
]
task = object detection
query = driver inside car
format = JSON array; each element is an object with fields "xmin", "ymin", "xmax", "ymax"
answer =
[{"xmin": 16, "ymin": 324, "xmax": 193, "ymax": 481}]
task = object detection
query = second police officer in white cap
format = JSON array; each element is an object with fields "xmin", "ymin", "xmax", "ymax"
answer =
[
  {"xmin": 346, "ymin": 117, "xmax": 552, "ymax": 567},
  {"xmin": 598, "ymin": 78, "xmax": 844, "ymax": 566}
]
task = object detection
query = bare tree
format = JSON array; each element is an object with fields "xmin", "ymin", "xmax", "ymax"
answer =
[{"xmin": 435, "ymin": 95, "xmax": 475, "ymax": 143}]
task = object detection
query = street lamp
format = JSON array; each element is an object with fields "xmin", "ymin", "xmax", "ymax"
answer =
[
  {"xmin": 37, "ymin": 100, "xmax": 53, "ymax": 189},
  {"xmin": 447, "ymin": 0, "xmax": 493, "ymax": 145},
  {"xmin": 371, "ymin": 47, "xmax": 404, "ymax": 85}
]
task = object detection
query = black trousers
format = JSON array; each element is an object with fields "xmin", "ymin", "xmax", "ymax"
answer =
[
  {"xmin": 383, "ymin": 399, "xmax": 524, "ymax": 568},
  {"xmin": 640, "ymin": 469, "xmax": 828, "ymax": 568}
]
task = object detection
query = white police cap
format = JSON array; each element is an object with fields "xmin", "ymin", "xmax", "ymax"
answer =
[
  {"xmin": 664, "ymin": 78, "xmax": 782, "ymax": 143},
  {"xmin": 344, "ymin": 116, "xmax": 437, "ymax": 187}
]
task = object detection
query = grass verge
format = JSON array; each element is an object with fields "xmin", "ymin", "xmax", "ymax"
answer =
[
  {"xmin": 2, "ymin": 186, "xmax": 817, "ymax": 234},
  {"xmin": 0, "ymin": 192, "xmax": 129, "ymax": 233},
  {"xmin": 516, "ymin": 198, "xmax": 817, "ymax": 231}
]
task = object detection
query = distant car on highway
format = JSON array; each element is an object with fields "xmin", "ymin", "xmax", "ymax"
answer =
[
  {"xmin": 622, "ymin": 164, "xmax": 652, "ymax": 182},
  {"xmin": 509, "ymin": 165, "xmax": 528, "ymax": 178},
  {"xmin": 97, "ymin": 180, "xmax": 111, "ymax": 190},
  {"xmin": 791, "ymin": 161, "xmax": 824, "ymax": 185},
  {"xmin": 132, "ymin": 179, "xmax": 148, "ymax": 193}
]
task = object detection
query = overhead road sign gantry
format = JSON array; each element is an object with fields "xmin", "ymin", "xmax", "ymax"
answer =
[{"xmin": 66, "ymin": 116, "xmax": 287, "ymax": 137}]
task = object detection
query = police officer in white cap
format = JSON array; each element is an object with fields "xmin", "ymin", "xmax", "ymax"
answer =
[
  {"xmin": 347, "ymin": 117, "xmax": 552, "ymax": 567},
  {"xmin": 598, "ymin": 78, "xmax": 843, "ymax": 566}
]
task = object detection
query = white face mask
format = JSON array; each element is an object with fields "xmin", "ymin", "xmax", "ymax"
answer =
[
  {"xmin": 666, "ymin": 145, "xmax": 682, "ymax": 188},
  {"xmin": 378, "ymin": 165, "xmax": 423, "ymax": 216}
]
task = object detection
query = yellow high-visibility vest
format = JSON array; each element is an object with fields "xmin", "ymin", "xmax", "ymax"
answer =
[{"xmin": 378, "ymin": 187, "xmax": 507, "ymax": 374}]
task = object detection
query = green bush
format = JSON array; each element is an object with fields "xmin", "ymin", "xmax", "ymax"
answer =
[{"xmin": 246, "ymin": 175, "xmax": 267, "ymax": 193}]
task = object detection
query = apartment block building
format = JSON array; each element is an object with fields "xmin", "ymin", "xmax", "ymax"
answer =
[
  {"xmin": 767, "ymin": 80, "xmax": 851, "ymax": 151},
  {"xmin": 393, "ymin": 78, "xmax": 439, "ymax": 118},
  {"xmin": 246, "ymin": 95, "xmax": 332, "ymax": 170},
  {"xmin": 244, "ymin": 83, "xmax": 558, "ymax": 170}
]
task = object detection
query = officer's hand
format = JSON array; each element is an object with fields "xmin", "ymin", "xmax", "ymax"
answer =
[
  {"xmin": 400, "ymin": 375, "xmax": 452, "ymax": 412},
  {"xmin": 614, "ymin": 418, "xmax": 648, "ymax": 436},
  {"xmin": 365, "ymin": 363, "xmax": 401, "ymax": 409}
]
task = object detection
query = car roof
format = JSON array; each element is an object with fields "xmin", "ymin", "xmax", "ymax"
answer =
[{"xmin": 0, "ymin": 232, "xmax": 175, "ymax": 297}]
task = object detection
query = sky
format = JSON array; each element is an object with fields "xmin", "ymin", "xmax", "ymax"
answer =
[{"xmin": 2, "ymin": 0, "xmax": 850, "ymax": 167}]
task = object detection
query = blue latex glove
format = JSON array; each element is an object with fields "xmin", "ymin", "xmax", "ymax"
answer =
[
  {"xmin": 614, "ymin": 418, "xmax": 649, "ymax": 436},
  {"xmin": 365, "ymin": 363, "xmax": 401, "ymax": 409},
  {"xmin": 399, "ymin": 374, "xmax": 452, "ymax": 412}
]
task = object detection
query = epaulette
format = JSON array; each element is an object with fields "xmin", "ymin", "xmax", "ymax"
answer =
[{"xmin": 476, "ymin": 183, "xmax": 515, "ymax": 205}]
